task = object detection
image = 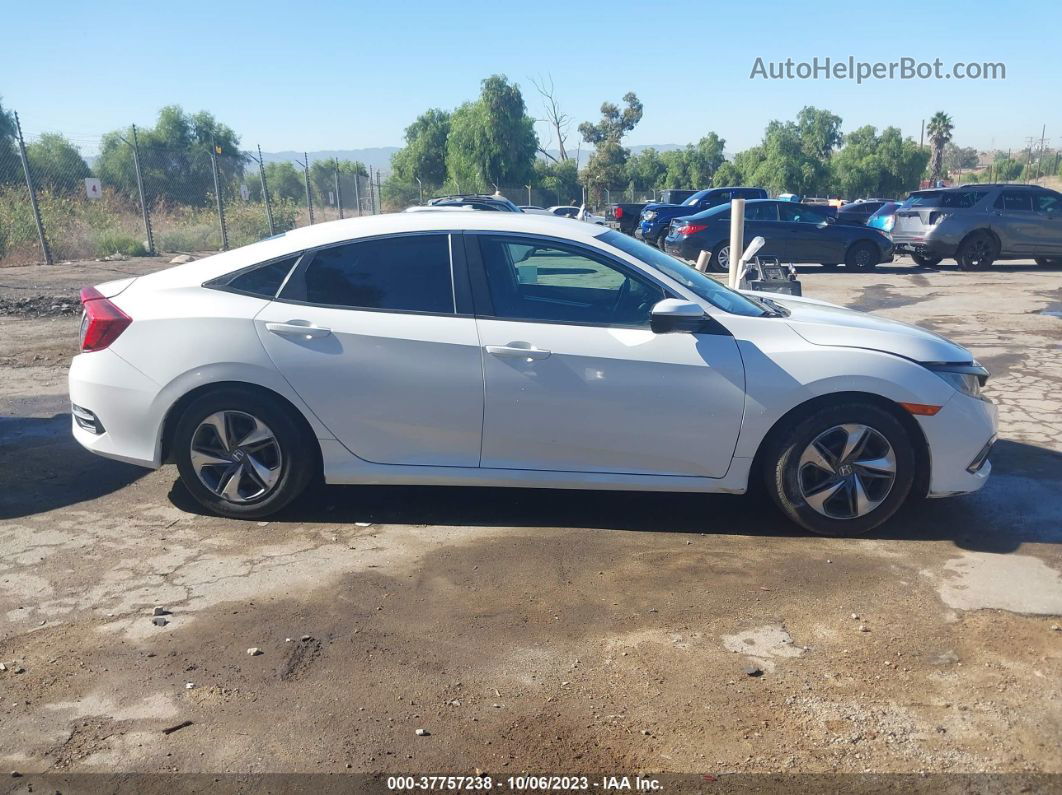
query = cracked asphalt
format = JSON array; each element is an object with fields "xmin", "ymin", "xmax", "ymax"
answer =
[{"xmin": 0, "ymin": 256, "xmax": 1060, "ymax": 779}]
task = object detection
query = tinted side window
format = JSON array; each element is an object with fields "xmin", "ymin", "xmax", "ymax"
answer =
[
  {"xmin": 745, "ymin": 203, "xmax": 778, "ymax": 221},
  {"xmin": 994, "ymin": 190, "xmax": 1033, "ymax": 212},
  {"xmin": 1035, "ymin": 192, "xmax": 1062, "ymax": 213},
  {"xmin": 780, "ymin": 204, "xmax": 827, "ymax": 223},
  {"xmin": 216, "ymin": 255, "xmax": 300, "ymax": 297},
  {"xmin": 290, "ymin": 234, "xmax": 453, "ymax": 313},
  {"xmin": 477, "ymin": 237, "xmax": 664, "ymax": 326}
]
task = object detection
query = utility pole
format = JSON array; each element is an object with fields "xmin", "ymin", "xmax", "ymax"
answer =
[
  {"xmin": 919, "ymin": 119, "xmax": 925, "ymax": 150},
  {"xmin": 376, "ymin": 169, "xmax": 382, "ymax": 213},
  {"xmin": 334, "ymin": 158, "xmax": 344, "ymax": 219},
  {"xmin": 297, "ymin": 152, "xmax": 314, "ymax": 224},
  {"xmin": 210, "ymin": 141, "xmax": 229, "ymax": 250},
  {"xmin": 1034, "ymin": 125, "xmax": 1047, "ymax": 181},
  {"xmin": 368, "ymin": 165, "xmax": 375, "ymax": 214},
  {"xmin": 14, "ymin": 111, "xmax": 52, "ymax": 265},
  {"xmin": 130, "ymin": 124, "xmax": 155, "ymax": 255},
  {"xmin": 354, "ymin": 170, "xmax": 362, "ymax": 216},
  {"xmin": 257, "ymin": 145, "xmax": 275, "ymax": 235}
]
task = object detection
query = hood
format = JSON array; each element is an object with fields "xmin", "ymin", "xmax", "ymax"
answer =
[
  {"xmin": 642, "ymin": 202, "xmax": 684, "ymax": 213},
  {"xmin": 745, "ymin": 291, "xmax": 972, "ymax": 363}
]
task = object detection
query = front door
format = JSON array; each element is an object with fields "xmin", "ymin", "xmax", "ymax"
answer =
[
  {"xmin": 467, "ymin": 233, "xmax": 746, "ymax": 478},
  {"xmin": 780, "ymin": 203, "xmax": 843, "ymax": 263},
  {"xmin": 256, "ymin": 232, "xmax": 484, "ymax": 467}
]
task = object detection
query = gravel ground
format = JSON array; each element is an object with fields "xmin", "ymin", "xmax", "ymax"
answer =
[{"xmin": 0, "ymin": 254, "xmax": 1060, "ymax": 783}]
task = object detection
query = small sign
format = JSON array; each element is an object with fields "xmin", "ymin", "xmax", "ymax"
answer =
[
  {"xmin": 85, "ymin": 178, "xmax": 102, "ymax": 199},
  {"xmin": 328, "ymin": 191, "xmax": 335, "ymax": 206},
  {"xmin": 240, "ymin": 184, "xmax": 250, "ymax": 201}
]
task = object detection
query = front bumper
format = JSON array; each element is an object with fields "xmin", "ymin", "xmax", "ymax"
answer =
[{"xmin": 918, "ymin": 391, "xmax": 998, "ymax": 497}]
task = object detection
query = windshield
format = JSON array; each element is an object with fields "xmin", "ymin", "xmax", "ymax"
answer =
[
  {"xmin": 599, "ymin": 230, "xmax": 766, "ymax": 317},
  {"xmin": 681, "ymin": 191, "xmax": 709, "ymax": 206}
]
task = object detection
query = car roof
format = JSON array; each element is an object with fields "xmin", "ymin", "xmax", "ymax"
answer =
[{"xmin": 147, "ymin": 213, "xmax": 610, "ymax": 288}]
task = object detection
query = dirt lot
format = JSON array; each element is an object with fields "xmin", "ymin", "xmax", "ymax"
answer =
[{"xmin": 0, "ymin": 254, "xmax": 1060, "ymax": 785}]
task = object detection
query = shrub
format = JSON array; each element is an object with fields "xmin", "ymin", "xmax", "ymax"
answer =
[{"xmin": 93, "ymin": 229, "xmax": 148, "ymax": 257}]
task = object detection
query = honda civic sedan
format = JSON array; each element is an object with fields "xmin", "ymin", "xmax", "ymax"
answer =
[
  {"xmin": 664, "ymin": 199, "xmax": 894, "ymax": 272},
  {"xmin": 70, "ymin": 213, "xmax": 995, "ymax": 536}
]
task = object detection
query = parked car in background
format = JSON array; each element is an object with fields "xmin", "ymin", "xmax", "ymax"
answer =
[
  {"xmin": 607, "ymin": 202, "xmax": 649, "ymax": 235},
  {"xmin": 606, "ymin": 190, "xmax": 701, "ymax": 235},
  {"xmin": 427, "ymin": 194, "xmax": 523, "ymax": 212},
  {"xmin": 70, "ymin": 211, "xmax": 996, "ymax": 536},
  {"xmin": 548, "ymin": 206, "xmax": 607, "ymax": 225},
  {"xmin": 638, "ymin": 187, "xmax": 769, "ymax": 248},
  {"xmin": 867, "ymin": 201, "xmax": 901, "ymax": 233},
  {"xmin": 664, "ymin": 199, "xmax": 893, "ymax": 271},
  {"xmin": 891, "ymin": 184, "xmax": 1062, "ymax": 269},
  {"xmin": 836, "ymin": 199, "xmax": 889, "ymax": 226},
  {"xmin": 520, "ymin": 205, "xmax": 552, "ymax": 215}
]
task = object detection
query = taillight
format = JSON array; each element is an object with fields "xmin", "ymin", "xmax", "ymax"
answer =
[
  {"xmin": 79, "ymin": 286, "xmax": 132, "ymax": 351},
  {"xmin": 677, "ymin": 223, "xmax": 707, "ymax": 237},
  {"xmin": 614, "ymin": 206, "xmax": 624, "ymax": 219}
]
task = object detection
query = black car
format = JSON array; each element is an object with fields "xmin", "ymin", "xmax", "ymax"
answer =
[
  {"xmin": 836, "ymin": 199, "xmax": 889, "ymax": 226},
  {"xmin": 663, "ymin": 199, "xmax": 894, "ymax": 272},
  {"xmin": 426, "ymin": 194, "xmax": 522, "ymax": 212}
]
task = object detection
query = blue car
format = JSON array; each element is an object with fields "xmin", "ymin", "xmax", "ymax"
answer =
[{"xmin": 636, "ymin": 187, "xmax": 767, "ymax": 248}]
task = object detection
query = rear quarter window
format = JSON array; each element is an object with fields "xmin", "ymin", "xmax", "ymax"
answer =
[{"xmin": 208, "ymin": 254, "xmax": 301, "ymax": 298}]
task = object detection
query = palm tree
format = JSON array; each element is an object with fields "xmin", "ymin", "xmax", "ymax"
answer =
[{"xmin": 927, "ymin": 112, "xmax": 954, "ymax": 185}]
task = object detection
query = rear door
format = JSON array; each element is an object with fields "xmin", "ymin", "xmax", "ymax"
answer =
[
  {"xmin": 742, "ymin": 201, "xmax": 789, "ymax": 261},
  {"xmin": 991, "ymin": 189, "xmax": 1041, "ymax": 254},
  {"xmin": 256, "ymin": 232, "xmax": 484, "ymax": 467}
]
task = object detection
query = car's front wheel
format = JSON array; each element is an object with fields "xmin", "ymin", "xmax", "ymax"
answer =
[
  {"xmin": 764, "ymin": 401, "xmax": 916, "ymax": 536},
  {"xmin": 173, "ymin": 388, "xmax": 316, "ymax": 519}
]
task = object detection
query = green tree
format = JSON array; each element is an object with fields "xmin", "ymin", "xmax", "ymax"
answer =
[
  {"xmin": 0, "ymin": 96, "xmax": 20, "ymax": 185},
  {"xmin": 26, "ymin": 133, "xmax": 92, "ymax": 193},
  {"xmin": 830, "ymin": 125, "xmax": 929, "ymax": 198},
  {"xmin": 579, "ymin": 92, "xmax": 643, "ymax": 198},
  {"xmin": 95, "ymin": 105, "xmax": 244, "ymax": 205},
  {"xmin": 989, "ymin": 155, "xmax": 1023, "ymax": 181},
  {"xmin": 246, "ymin": 161, "xmax": 304, "ymax": 203},
  {"xmin": 796, "ymin": 106, "xmax": 843, "ymax": 160},
  {"xmin": 659, "ymin": 134, "xmax": 727, "ymax": 188},
  {"xmin": 446, "ymin": 75, "xmax": 538, "ymax": 191},
  {"xmin": 711, "ymin": 162, "xmax": 742, "ymax": 188},
  {"xmin": 391, "ymin": 108, "xmax": 451, "ymax": 188},
  {"xmin": 626, "ymin": 147, "xmax": 667, "ymax": 191},
  {"xmin": 926, "ymin": 111, "xmax": 954, "ymax": 184},
  {"xmin": 944, "ymin": 143, "xmax": 979, "ymax": 174},
  {"xmin": 309, "ymin": 158, "xmax": 367, "ymax": 207},
  {"xmin": 534, "ymin": 158, "xmax": 581, "ymax": 205}
]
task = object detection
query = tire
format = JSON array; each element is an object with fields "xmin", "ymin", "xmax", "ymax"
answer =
[
  {"xmin": 708, "ymin": 241, "xmax": 730, "ymax": 273},
  {"xmin": 844, "ymin": 241, "xmax": 878, "ymax": 271},
  {"xmin": 763, "ymin": 401, "xmax": 916, "ymax": 536},
  {"xmin": 173, "ymin": 388, "xmax": 316, "ymax": 519},
  {"xmin": 955, "ymin": 231, "xmax": 997, "ymax": 270},
  {"xmin": 912, "ymin": 253, "xmax": 943, "ymax": 268}
]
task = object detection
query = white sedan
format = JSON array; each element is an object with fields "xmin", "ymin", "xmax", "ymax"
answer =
[
  {"xmin": 548, "ymin": 205, "xmax": 607, "ymax": 225},
  {"xmin": 70, "ymin": 213, "xmax": 996, "ymax": 535}
]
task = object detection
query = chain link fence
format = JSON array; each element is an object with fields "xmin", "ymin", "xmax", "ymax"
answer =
[
  {"xmin": 0, "ymin": 115, "xmax": 385, "ymax": 266},
  {"xmin": 1, "ymin": 113, "xmax": 693, "ymax": 267}
]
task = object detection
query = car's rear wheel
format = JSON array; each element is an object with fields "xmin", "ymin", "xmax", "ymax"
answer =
[
  {"xmin": 764, "ymin": 401, "xmax": 916, "ymax": 536},
  {"xmin": 174, "ymin": 388, "xmax": 315, "ymax": 519},
  {"xmin": 845, "ymin": 241, "xmax": 878, "ymax": 271},
  {"xmin": 912, "ymin": 253, "xmax": 942, "ymax": 267},
  {"xmin": 708, "ymin": 242, "xmax": 730, "ymax": 273},
  {"xmin": 956, "ymin": 231, "xmax": 997, "ymax": 270}
]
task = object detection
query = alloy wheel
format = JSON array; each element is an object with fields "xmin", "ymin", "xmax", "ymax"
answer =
[
  {"xmin": 189, "ymin": 410, "xmax": 283, "ymax": 504},
  {"xmin": 797, "ymin": 424, "xmax": 897, "ymax": 520}
]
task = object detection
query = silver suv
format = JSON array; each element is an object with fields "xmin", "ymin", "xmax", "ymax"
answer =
[{"xmin": 891, "ymin": 184, "xmax": 1062, "ymax": 269}]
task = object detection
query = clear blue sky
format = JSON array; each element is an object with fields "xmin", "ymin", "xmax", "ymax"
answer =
[{"xmin": 4, "ymin": 0, "xmax": 1060, "ymax": 156}]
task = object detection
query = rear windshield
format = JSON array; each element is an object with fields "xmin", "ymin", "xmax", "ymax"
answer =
[{"xmin": 906, "ymin": 190, "xmax": 987, "ymax": 208}]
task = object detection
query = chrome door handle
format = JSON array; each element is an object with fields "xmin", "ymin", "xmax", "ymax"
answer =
[
  {"xmin": 485, "ymin": 343, "xmax": 551, "ymax": 360},
  {"xmin": 265, "ymin": 321, "xmax": 332, "ymax": 339}
]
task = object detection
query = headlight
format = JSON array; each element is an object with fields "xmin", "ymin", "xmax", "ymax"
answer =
[
  {"xmin": 925, "ymin": 362, "xmax": 989, "ymax": 399},
  {"xmin": 642, "ymin": 210, "xmax": 657, "ymax": 220}
]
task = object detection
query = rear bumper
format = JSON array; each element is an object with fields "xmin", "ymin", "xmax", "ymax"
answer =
[
  {"xmin": 664, "ymin": 237, "xmax": 703, "ymax": 261},
  {"xmin": 69, "ymin": 350, "xmax": 162, "ymax": 468},
  {"xmin": 918, "ymin": 391, "xmax": 998, "ymax": 497}
]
